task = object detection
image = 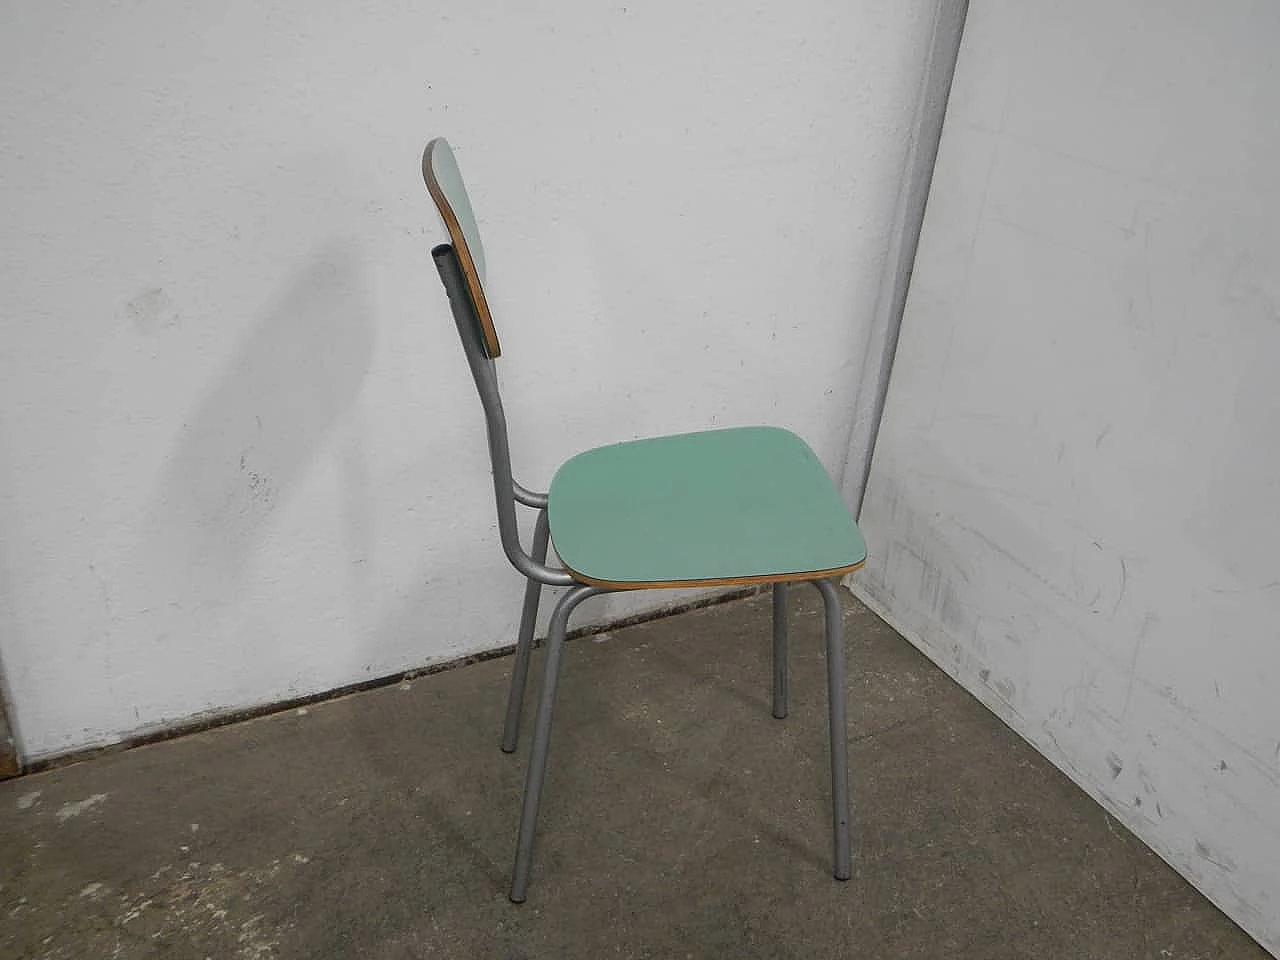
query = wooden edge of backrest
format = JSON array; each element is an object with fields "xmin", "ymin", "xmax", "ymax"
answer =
[{"xmin": 422, "ymin": 138, "xmax": 502, "ymax": 358}]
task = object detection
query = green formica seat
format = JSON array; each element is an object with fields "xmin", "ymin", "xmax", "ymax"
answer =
[
  {"xmin": 423, "ymin": 136, "xmax": 868, "ymax": 903},
  {"xmin": 549, "ymin": 426, "xmax": 866, "ymax": 588}
]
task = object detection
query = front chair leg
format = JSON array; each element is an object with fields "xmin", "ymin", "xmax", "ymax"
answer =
[
  {"xmin": 772, "ymin": 582, "xmax": 789, "ymax": 719},
  {"xmin": 812, "ymin": 577, "xmax": 852, "ymax": 881},
  {"xmin": 502, "ymin": 509, "xmax": 552, "ymax": 753},
  {"xmin": 510, "ymin": 583, "xmax": 605, "ymax": 903}
]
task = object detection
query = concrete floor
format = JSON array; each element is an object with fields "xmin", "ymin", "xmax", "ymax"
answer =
[{"xmin": 0, "ymin": 590, "xmax": 1265, "ymax": 959}]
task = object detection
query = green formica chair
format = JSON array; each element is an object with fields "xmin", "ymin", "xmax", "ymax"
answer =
[{"xmin": 423, "ymin": 137, "xmax": 868, "ymax": 903}]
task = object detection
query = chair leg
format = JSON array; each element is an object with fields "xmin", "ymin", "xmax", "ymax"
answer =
[
  {"xmin": 772, "ymin": 582, "xmax": 789, "ymax": 719},
  {"xmin": 812, "ymin": 577, "xmax": 852, "ymax": 881},
  {"xmin": 510, "ymin": 583, "xmax": 603, "ymax": 903},
  {"xmin": 502, "ymin": 509, "xmax": 552, "ymax": 753}
]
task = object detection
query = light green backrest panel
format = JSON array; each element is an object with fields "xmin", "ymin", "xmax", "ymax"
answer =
[
  {"xmin": 426, "ymin": 137, "xmax": 485, "ymax": 282},
  {"xmin": 424, "ymin": 137, "xmax": 501, "ymax": 357}
]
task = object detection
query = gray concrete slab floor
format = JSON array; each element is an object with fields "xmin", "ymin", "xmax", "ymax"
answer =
[{"xmin": 0, "ymin": 590, "xmax": 1266, "ymax": 959}]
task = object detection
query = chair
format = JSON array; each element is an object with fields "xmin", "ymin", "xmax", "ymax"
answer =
[{"xmin": 422, "ymin": 137, "xmax": 868, "ymax": 902}]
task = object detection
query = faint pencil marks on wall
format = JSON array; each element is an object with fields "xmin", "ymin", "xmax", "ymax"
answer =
[
  {"xmin": 1106, "ymin": 751, "xmax": 1124, "ymax": 779},
  {"xmin": 1194, "ymin": 839, "xmax": 1238, "ymax": 875},
  {"xmin": 1225, "ymin": 251, "xmax": 1280, "ymax": 325}
]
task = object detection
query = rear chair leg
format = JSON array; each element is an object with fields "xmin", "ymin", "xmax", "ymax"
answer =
[
  {"xmin": 510, "ymin": 584, "xmax": 603, "ymax": 902},
  {"xmin": 502, "ymin": 509, "xmax": 551, "ymax": 753}
]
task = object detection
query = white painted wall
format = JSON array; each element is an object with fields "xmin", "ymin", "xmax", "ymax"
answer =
[
  {"xmin": 0, "ymin": 1, "xmax": 938, "ymax": 761},
  {"xmin": 855, "ymin": 0, "xmax": 1280, "ymax": 951}
]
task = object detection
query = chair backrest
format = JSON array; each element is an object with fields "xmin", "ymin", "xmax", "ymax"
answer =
[
  {"xmin": 423, "ymin": 137, "xmax": 501, "ymax": 358},
  {"xmin": 423, "ymin": 138, "xmax": 572, "ymax": 587}
]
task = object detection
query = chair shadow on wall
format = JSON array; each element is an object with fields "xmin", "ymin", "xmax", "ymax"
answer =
[{"xmin": 149, "ymin": 239, "xmax": 375, "ymax": 582}]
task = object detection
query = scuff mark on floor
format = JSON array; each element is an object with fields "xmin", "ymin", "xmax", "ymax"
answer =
[
  {"xmin": 55, "ymin": 794, "xmax": 108, "ymax": 823},
  {"xmin": 99, "ymin": 856, "xmax": 308, "ymax": 958}
]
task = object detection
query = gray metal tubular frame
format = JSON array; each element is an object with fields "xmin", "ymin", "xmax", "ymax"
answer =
[
  {"xmin": 814, "ymin": 577, "xmax": 852, "ymax": 882},
  {"xmin": 435, "ymin": 241, "xmax": 577, "ymax": 760},
  {"xmin": 772, "ymin": 583, "xmax": 790, "ymax": 719},
  {"xmin": 432, "ymin": 242, "xmax": 851, "ymax": 902},
  {"xmin": 502, "ymin": 507, "xmax": 552, "ymax": 753},
  {"xmin": 509, "ymin": 583, "xmax": 607, "ymax": 901},
  {"xmin": 432, "ymin": 243, "xmax": 574, "ymax": 590}
]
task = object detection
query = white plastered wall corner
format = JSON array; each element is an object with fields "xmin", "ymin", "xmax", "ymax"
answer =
[{"xmin": 852, "ymin": 0, "xmax": 1280, "ymax": 951}]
